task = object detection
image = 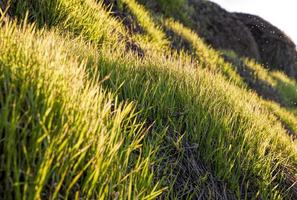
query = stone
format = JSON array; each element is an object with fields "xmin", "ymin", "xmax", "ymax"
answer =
[
  {"xmin": 235, "ymin": 13, "xmax": 297, "ymax": 78},
  {"xmin": 188, "ymin": 0, "xmax": 261, "ymax": 61}
]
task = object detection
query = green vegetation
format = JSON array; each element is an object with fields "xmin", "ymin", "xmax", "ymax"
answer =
[
  {"xmin": 0, "ymin": 22, "xmax": 162, "ymax": 199},
  {"xmin": 271, "ymin": 72, "xmax": 297, "ymax": 107},
  {"xmin": 1, "ymin": 0, "xmax": 297, "ymax": 199},
  {"xmin": 244, "ymin": 59, "xmax": 297, "ymax": 106},
  {"xmin": 220, "ymin": 50, "xmax": 297, "ymax": 108},
  {"xmin": 138, "ymin": 0, "xmax": 192, "ymax": 23},
  {"xmin": 263, "ymin": 100, "xmax": 297, "ymax": 137},
  {"xmin": 164, "ymin": 19, "xmax": 245, "ymax": 87},
  {"xmin": 156, "ymin": 0, "xmax": 186, "ymax": 14},
  {"xmin": 121, "ymin": 0, "xmax": 169, "ymax": 49}
]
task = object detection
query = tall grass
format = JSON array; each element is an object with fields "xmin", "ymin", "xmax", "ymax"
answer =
[
  {"xmin": 271, "ymin": 72, "xmax": 297, "ymax": 107},
  {"xmin": 244, "ymin": 59, "xmax": 297, "ymax": 107},
  {"xmin": 120, "ymin": 0, "xmax": 169, "ymax": 51},
  {"xmin": 262, "ymin": 100, "xmax": 297, "ymax": 137},
  {"xmin": 11, "ymin": 0, "xmax": 126, "ymax": 49},
  {"xmin": 164, "ymin": 18, "xmax": 246, "ymax": 87},
  {"xmin": 3, "ymin": 0, "xmax": 297, "ymax": 199},
  {"xmin": 98, "ymin": 47, "xmax": 297, "ymax": 199},
  {"xmin": 0, "ymin": 21, "xmax": 162, "ymax": 199}
]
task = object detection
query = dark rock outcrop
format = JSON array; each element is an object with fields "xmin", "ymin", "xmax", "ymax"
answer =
[
  {"xmin": 184, "ymin": 0, "xmax": 297, "ymax": 79},
  {"xmin": 101, "ymin": 1, "xmax": 297, "ymax": 79},
  {"xmin": 188, "ymin": 0, "xmax": 261, "ymax": 61},
  {"xmin": 234, "ymin": 13, "xmax": 297, "ymax": 78}
]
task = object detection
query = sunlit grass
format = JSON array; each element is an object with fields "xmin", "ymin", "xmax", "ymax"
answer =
[
  {"xmin": 244, "ymin": 59, "xmax": 297, "ymax": 107},
  {"xmin": 164, "ymin": 18, "xmax": 245, "ymax": 87},
  {"xmin": 2, "ymin": 0, "xmax": 297, "ymax": 199},
  {"xmin": 0, "ymin": 21, "xmax": 162, "ymax": 199},
  {"xmin": 262, "ymin": 100, "xmax": 297, "ymax": 136}
]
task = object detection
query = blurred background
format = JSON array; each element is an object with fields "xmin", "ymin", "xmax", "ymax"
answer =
[{"xmin": 210, "ymin": 0, "xmax": 297, "ymax": 44}]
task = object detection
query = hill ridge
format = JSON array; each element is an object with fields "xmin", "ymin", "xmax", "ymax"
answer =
[{"xmin": 1, "ymin": 0, "xmax": 297, "ymax": 199}]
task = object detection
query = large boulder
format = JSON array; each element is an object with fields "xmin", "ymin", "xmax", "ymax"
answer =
[
  {"xmin": 234, "ymin": 13, "xmax": 297, "ymax": 78},
  {"xmin": 184, "ymin": 0, "xmax": 297, "ymax": 79},
  {"xmin": 188, "ymin": 0, "xmax": 261, "ymax": 61}
]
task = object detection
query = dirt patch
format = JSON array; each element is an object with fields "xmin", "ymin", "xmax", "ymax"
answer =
[
  {"xmin": 125, "ymin": 39, "xmax": 145, "ymax": 58},
  {"xmin": 279, "ymin": 164, "xmax": 297, "ymax": 199}
]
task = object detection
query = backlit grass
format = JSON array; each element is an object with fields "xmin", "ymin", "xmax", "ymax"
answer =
[
  {"xmin": 0, "ymin": 21, "xmax": 162, "ymax": 199},
  {"xmin": 2, "ymin": 0, "xmax": 297, "ymax": 199}
]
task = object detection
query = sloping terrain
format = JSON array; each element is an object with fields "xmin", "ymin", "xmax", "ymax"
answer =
[
  {"xmin": 140, "ymin": 0, "xmax": 297, "ymax": 79},
  {"xmin": 1, "ymin": 0, "xmax": 297, "ymax": 199}
]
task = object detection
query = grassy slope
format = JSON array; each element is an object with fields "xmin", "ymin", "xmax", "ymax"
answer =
[
  {"xmin": 1, "ymin": 0, "xmax": 297, "ymax": 199},
  {"xmin": 0, "ymin": 22, "xmax": 162, "ymax": 199}
]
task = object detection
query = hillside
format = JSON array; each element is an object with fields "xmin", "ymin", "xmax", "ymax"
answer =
[{"xmin": 1, "ymin": 0, "xmax": 297, "ymax": 199}]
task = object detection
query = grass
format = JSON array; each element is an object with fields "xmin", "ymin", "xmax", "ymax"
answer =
[
  {"xmin": 242, "ymin": 59, "xmax": 297, "ymax": 107},
  {"xmin": 121, "ymin": 0, "xmax": 169, "ymax": 51},
  {"xmin": 0, "ymin": 21, "xmax": 162, "ymax": 199},
  {"xmin": 262, "ymin": 100, "xmax": 297, "ymax": 137},
  {"xmin": 1, "ymin": 0, "xmax": 297, "ymax": 199},
  {"xmin": 163, "ymin": 18, "xmax": 246, "ymax": 87},
  {"xmin": 271, "ymin": 71, "xmax": 297, "ymax": 107},
  {"xmin": 11, "ymin": 0, "xmax": 126, "ymax": 48},
  {"xmin": 97, "ymin": 50, "xmax": 297, "ymax": 198}
]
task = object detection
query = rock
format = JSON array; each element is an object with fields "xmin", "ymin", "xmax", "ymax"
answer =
[
  {"xmin": 184, "ymin": 0, "xmax": 297, "ymax": 79},
  {"xmin": 188, "ymin": 0, "xmax": 261, "ymax": 61},
  {"xmin": 234, "ymin": 13, "xmax": 297, "ymax": 78}
]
